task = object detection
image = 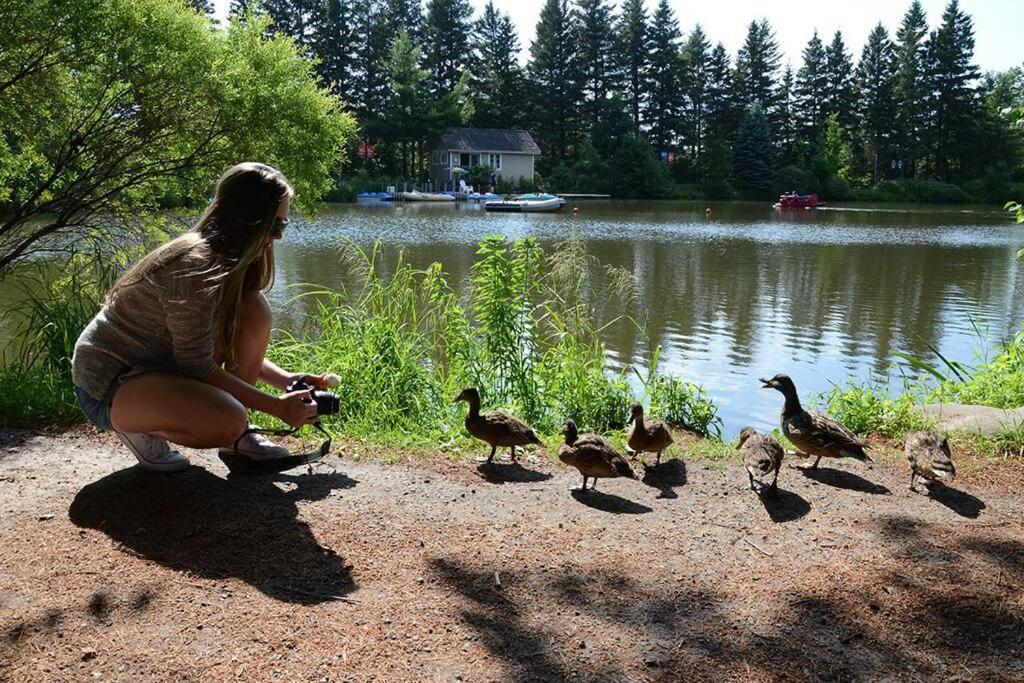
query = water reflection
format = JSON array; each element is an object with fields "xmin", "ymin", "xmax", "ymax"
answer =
[{"xmin": 266, "ymin": 201, "xmax": 1024, "ymax": 436}]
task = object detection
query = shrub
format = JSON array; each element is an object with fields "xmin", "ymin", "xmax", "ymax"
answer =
[
  {"xmin": 823, "ymin": 380, "xmax": 933, "ymax": 438},
  {"xmin": 649, "ymin": 375, "xmax": 723, "ymax": 438}
]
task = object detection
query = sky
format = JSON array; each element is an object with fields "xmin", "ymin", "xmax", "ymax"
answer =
[{"xmin": 213, "ymin": 0, "xmax": 1024, "ymax": 72}]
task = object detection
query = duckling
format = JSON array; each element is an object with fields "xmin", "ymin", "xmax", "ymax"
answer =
[
  {"xmin": 453, "ymin": 387, "xmax": 542, "ymax": 463},
  {"xmin": 905, "ymin": 431, "xmax": 955, "ymax": 491},
  {"xmin": 558, "ymin": 420, "xmax": 637, "ymax": 491},
  {"xmin": 738, "ymin": 426, "xmax": 784, "ymax": 493},
  {"xmin": 759, "ymin": 374, "xmax": 872, "ymax": 468},
  {"xmin": 626, "ymin": 403, "xmax": 674, "ymax": 466}
]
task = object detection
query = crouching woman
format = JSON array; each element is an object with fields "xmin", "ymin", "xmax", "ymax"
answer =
[{"xmin": 71, "ymin": 162, "xmax": 325, "ymax": 471}]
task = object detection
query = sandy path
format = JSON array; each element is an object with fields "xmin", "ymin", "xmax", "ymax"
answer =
[{"xmin": 1, "ymin": 429, "xmax": 1023, "ymax": 681}]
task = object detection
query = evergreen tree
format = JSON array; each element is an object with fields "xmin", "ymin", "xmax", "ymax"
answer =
[
  {"xmin": 186, "ymin": 0, "xmax": 214, "ymax": 16},
  {"xmin": 421, "ymin": 0, "xmax": 473, "ymax": 95},
  {"xmin": 776, "ymin": 65, "xmax": 796, "ymax": 163},
  {"xmin": 616, "ymin": 0, "xmax": 648, "ymax": 128},
  {"xmin": 732, "ymin": 103, "xmax": 776, "ymax": 196},
  {"xmin": 382, "ymin": 0, "xmax": 423, "ymax": 44},
  {"xmin": 856, "ymin": 23, "xmax": 897, "ymax": 184},
  {"xmin": 383, "ymin": 30, "xmax": 430, "ymax": 178},
  {"xmin": 893, "ymin": 0, "xmax": 929, "ymax": 176},
  {"xmin": 706, "ymin": 42, "xmax": 738, "ymax": 141},
  {"xmin": 527, "ymin": 0, "xmax": 582, "ymax": 165},
  {"xmin": 261, "ymin": 0, "xmax": 321, "ymax": 46},
  {"xmin": 793, "ymin": 31, "xmax": 828, "ymax": 145},
  {"xmin": 823, "ymin": 31, "xmax": 856, "ymax": 131},
  {"xmin": 680, "ymin": 26, "xmax": 712, "ymax": 162},
  {"xmin": 924, "ymin": 0, "xmax": 979, "ymax": 180},
  {"xmin": 574, "ymin": 0, "xmax": 618, "ymax": 128},
  {"xmin": 471, "ymin": 1, "xmax": 525, "ymax": 127},
  {"xmin": 229, "ymin": 0, "xmax": 256, "ymax": 15},
  {"xmin": 316, "ymin": 0, "xmax": 356, "ymax": 97},
  {"xmin": 350, "ymin": 0, "xmax": 393, "ymax": 127},
  {"xmin": 734, "ymin": 20, "xmax": 782, "ymax": 124},
  {"xmin": 643, "ymin": 0, "xmax": 682, "ymax": 152}
]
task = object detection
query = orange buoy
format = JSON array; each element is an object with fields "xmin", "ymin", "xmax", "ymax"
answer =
[
  {"xmin": 705, "ymin": 207, "xmax": 713, "ymax": 217},
  {"xmin": 572, "ymin": 206, "xmax": 580, "ymax": 214}
]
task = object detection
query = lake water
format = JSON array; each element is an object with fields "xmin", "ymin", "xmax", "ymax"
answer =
[{"xmin": 266, "ymin": 200, "xmax": 1024, "ymax": 437}]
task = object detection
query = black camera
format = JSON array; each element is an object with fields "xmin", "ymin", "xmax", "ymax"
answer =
[{"xmin": 287, "ymin": 376, "xmax": 340, "ymax": 416}]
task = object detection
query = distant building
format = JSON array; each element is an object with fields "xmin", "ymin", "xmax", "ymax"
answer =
[{"xmin": 428, "ymin": 128, "xmax": 540, "ymax": 190}]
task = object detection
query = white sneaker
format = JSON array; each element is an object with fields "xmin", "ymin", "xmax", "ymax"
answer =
[
  {"xmin": 219, "ymin": 426, "xmax": 290, "ymax": 461},
  {"xmin": 115, "ymin": 432, "xmax": 190, "ymax": 472}
]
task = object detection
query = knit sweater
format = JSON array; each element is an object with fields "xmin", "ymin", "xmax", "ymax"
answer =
[{"xmin": 72, "ymin": 246, "xmax": 222, "ymax": 401}]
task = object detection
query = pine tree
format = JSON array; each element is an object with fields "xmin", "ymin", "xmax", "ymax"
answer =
[
  {"xmin": 421, "ymin": 0, "xmax": 474, "ymax": 96},
  {"xmin": 383, "ymin": 30, "xmax": 430, "ymax": 178},
  {"xmin": 351, "ymin": 0, "xmax": 393, "ymax": 127},
  {"xmin": 229, "ymin": 0, "xmax": 256, "ymax": 15},
  {"xmin": 793, "ymin": 31, "xmax": 829, "ymax": 145},
  {"xmin": 732, "ymin": 103, "xmax": 776, "ymax": 196},
  {"xmin": 924, "ymin": 0, "xmax": 979, "ymax": 180},
  {"xmin": 185, "ymin": 0, "xmax": 214, "ymax": 16},
  {"xmin": 574, "ymin": 0, "xmax": 618, "ymax": 129},
  {"xmin": 734, "ymin": 20, "xmax": 782, "ymax": 124},
  {"xmin": 856, "ymin": 23, "xmax": 897, "ymax": 184},
  {"xmin": 471, "ymin": 1, "xmax": 525, "ymax": 127},
  {"xmin": 317, "ymin": 0, "xmax": 356, "ymax": 97},
  {"xmin": 382, "ymin": 0, "xmax": 423, "ymax": 44},
  {"xmin": 616, "ymin": 0, "xmax": 648, "ymax": 128},
  {"xmin": 706, "ymin": 42, "xmax": 738, "ymax": 141},
  {"xmin": 894, "ymin": 0, "xmax": 928, "ymax": 176},
  {"xmin": 776, "ymin": 65, "xmax": 796, "ymax": 163},
  {"xmin": 643, "ymin": 0, "xmax": 682, "ymax": 152},
  {"xmin": 823, "ymin": 31, "xmax": 856, "ymax": 131},
  {"xmin": 261, "ymin": 0, "xmax": 321, "ymax": 46},
  {"xmin": 528, "ymin": 0, "xmax": 582, "ymax": 164},
  {"xmin": 680, "ymin": 26, "xmax": 712, "ymax": 161}
]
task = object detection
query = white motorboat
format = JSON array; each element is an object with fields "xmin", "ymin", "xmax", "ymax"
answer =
[
  {"xmin": 483, "ymin": 196, "xmax": 565, "ymax": 213},
  {"xmin": 401, "ymin": 191, "xmax": 455, "ymax": 202}
]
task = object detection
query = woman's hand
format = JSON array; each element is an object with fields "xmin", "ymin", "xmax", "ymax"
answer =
[
  {"xmin": 288, "ymin": 372, "xmax": 328, "ymax": 390},
  {"xmin": 276, "ymin": 389, "xmax": 318, "ymax": 428}
]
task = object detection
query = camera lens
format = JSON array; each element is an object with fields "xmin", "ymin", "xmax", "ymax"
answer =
[{"xmin": 313, "ymin": 391, "xmax": 340, "ymax": 416}]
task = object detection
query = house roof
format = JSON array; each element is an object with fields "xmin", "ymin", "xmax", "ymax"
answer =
[{"xmin": 438, "ymin": 128, "xmax": 541, "ymax": 155}]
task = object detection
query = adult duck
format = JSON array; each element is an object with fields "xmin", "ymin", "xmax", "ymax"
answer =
[
  {"xmin": 453, "ymin": 387, "xmax": 542, "ymax": 463},
  {"xmin": 759, "ymin": 374, "xmax": 871, "ymax": 469}
]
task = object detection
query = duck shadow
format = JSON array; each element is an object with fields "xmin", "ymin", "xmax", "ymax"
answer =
[
  {"xmin": 69, "ymin": 466, "xmax": 358, "ymax": 604},
  {"xmin": 570, "ymin": 488, "xmax": 652, "ymax": 514},
  {"xmin": 800, "ymin": 467, "xmax": 890, "ymax": 495},
  {"xmin": 924, "ymin": 483, "xmax": 986, "ymax": 519},
  {"xmin": 641, "ymin": 459, "xmax": 687, "ymax": 499},
  {"xmin": 758, "ymin": 487, "xmax": 811, "ymax": 523},
  {"xmin": 476, "ymin": 461, "xmax": 553, "ymax": 484}
]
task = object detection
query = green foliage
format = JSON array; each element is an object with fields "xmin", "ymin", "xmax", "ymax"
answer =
[
  {"xmin": 648, "ymin": 375, "xmax": 722, "ymax": 438},
  {"xmin": 732, "ymin": 104, "xmax": 776, "ymax": 198},
  {"xmin": 929, "ymin": 327, "xmax": 1024, "ymax": 409},
  {"xmin": 853, "ymin": 178, "xmax": 972, "ymax": 203},
  {"xmin": 823, "ymin": 380, "xmax": 933, "ymax": 438},
  {"xmin": 0, "ymin": 0, "xmax": 355, "ymax": 273}
]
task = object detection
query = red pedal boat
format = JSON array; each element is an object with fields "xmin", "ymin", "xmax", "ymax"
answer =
[{"xmin": 775, "ymin": 192, "xmax": 820, "ymax": 208}]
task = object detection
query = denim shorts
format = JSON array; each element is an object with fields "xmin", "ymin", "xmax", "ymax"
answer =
[{"xmin": 75, "ymin": 381, "xmax": 120, "ymax": 432}]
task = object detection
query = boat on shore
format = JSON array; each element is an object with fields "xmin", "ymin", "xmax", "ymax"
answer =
[
  {"xmin": 774, "ymin": 192, "xmax": 821, "ymax": 209},
  {"xmin": 402, "ymin": 190, "xmax": 455, "ymax": 202},
  {"xmin": 484, "ymin": 195, "xmax": 566, "ymax": 213}
]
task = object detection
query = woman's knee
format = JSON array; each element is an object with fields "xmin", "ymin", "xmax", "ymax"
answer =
[
  {"xmin": 199, "ymin": 399, "xmax": 248, "ymax": 445},
  {"xmin": 240, "ymin": 289, "xmax": 272, "ymax": 336}
]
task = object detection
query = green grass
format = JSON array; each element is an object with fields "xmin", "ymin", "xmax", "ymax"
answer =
[{"xmin": 822, "ymin": 379, "xmax": 934, "ymax": 439}]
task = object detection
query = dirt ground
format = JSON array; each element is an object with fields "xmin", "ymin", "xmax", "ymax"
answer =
[{"xmin": 1, "ymin": 428, "xmax": 1023, "ymax": 682}]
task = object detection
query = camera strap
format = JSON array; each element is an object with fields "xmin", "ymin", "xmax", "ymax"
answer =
[{"xmin": 228, "ymin": 421, "xmax": 333, "ymax": 469}]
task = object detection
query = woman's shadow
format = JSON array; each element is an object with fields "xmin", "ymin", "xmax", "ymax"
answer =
[{"xmin": 69, "ymin": 466, "xmax": 358, "ymax": 604}]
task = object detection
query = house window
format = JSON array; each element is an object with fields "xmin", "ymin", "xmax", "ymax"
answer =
[
  {"xmin": 459, "ymin": 153, "xmax": 481, "ymax": 168},
  {"xmin": 431, "ymin": 151, "xmax": 439, "ymax": 165},
  {"xmin": 487, "ymin": 153, "xmax": 502, "ymax": 170}
]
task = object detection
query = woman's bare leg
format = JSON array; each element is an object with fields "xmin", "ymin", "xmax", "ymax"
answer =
[{"xmin": 109, "ymin": 372, "xmax": 247, "ymax": 448}]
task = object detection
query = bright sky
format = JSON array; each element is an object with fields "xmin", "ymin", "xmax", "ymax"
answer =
[{"xmin": 213, "ymin": 0, "xmax": 1023, "ymax": 72}]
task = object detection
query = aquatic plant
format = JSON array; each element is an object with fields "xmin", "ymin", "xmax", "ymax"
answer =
[{"xmin": 823, "ymin": 379, "xmax": 933, "ymax": 438}]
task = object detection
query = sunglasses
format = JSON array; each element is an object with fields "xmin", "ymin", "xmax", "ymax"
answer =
[{"xmin": 270, "ymin": 216, "xmax": 290, "ymax": 238}]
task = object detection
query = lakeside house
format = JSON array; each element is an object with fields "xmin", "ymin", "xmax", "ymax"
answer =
[{"xmin": 428, "ymin": 128, "xmax": 540, "ymax": 191}]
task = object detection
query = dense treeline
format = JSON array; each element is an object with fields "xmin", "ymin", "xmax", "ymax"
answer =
[{"xmin": 211, "ymin": 0, "xmax": 1021, "ymax": 199}]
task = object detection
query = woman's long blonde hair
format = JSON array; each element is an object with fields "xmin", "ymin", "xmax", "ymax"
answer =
[{"xmin": 110, "ymin": 162, "xmax": 294, "ymax": 367}]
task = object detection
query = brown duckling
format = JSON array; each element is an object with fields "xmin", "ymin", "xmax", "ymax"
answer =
[
  {"xmin": 626, "ymin": 403, "xmax": 674, "ymax": 466},
  {"xmin": 905, "ymin": 431, "xmax": 955, "ymax": 491},
  {"xmin": 558, "ymin": 420, "xmax": 637, "ymax": 491},
  {"xmin": 738, "ymin": 426, "xmax": 784, "ymax": 493},
  {"xmin": 453, "ymin": 387, "xmax": 542, "ymax": 463},
  {"xmin": 760, "ymin": 374, "xmax": 872, "ymax": 468}
]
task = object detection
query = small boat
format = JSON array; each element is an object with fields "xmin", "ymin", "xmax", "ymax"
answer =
[
  {"xmin": 468, "ymin": 192, "xmax": 503, "ymax": 202},
  {"xmin": 401, "ymin": 191, "xmax": 455, "ymax": 202},
  {"xmin": 774, "ymin": 192, "xmax": 820, "ymax": 209},
  {"xmin": 355, "ymin": 191, "xmax": 392, "ymax": 200},
  {"xmin": 484, "ymin": 196, "xmax": 566, "ymax": 213},
  {"xmin": 515, "ymin": 193, "xmax": 558, "ymax": 201}
]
